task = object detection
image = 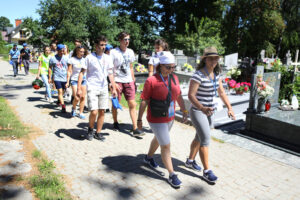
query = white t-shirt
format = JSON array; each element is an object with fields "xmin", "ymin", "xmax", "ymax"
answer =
[
  {"xmin": 68, "ymin": 57, "xmax": 86, "ymax": 81},
  {"xmin": 83, "ymin": 53, "xmax": 113, "ymax": 90},
  {"xmin": 110, "ymin": 47, "xmax": 135, "ymax": 83},
  {"xmin": 148, "ymin": 53, "xmax": 160, "ymax": 74}
]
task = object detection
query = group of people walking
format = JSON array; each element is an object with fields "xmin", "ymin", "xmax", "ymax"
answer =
[
  {"xmin": 9, "ymin": 31, "xmax": 236, "ymax": 188},
  {"xmin": 8, "ymin": 43, "xmax": 32, "ymax": 77}
]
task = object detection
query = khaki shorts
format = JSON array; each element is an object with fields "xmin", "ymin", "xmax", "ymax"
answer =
[{"xmin": 87, "ymin": 88, "xmax": 109, "ymax": 111}]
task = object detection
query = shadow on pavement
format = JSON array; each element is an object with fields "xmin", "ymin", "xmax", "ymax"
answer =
[
  {"xmin": 27, "ymin": 97, "xmax": 43, "ymax": 102},
  {"xmin": 86, "ymin": 177, "xmax": 137, "ymax": 200},
  {"xmin": 49, "ymin": 110, "xmax": 72, "ymax": 119},
  {"xmin": 54, "ymin": 128, "xmax": 86, "ymax": 140},
  {"xmin": 0, "ymin": 187, "xmax": 23, "ymax": 199}
]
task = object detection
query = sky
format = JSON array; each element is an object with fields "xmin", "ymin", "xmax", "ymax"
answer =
[{"xmin": 0, "ymin": 0, "xmax": 40, "ymax": 27}]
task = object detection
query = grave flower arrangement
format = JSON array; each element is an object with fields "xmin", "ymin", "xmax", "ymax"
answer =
[
  {"xmin": 133, "ymin": 62, "xmax": 148, "ymax": 73},
  {"xmin": 234, "ymin": 82, "xmax": 251, "ymax": 94},
  {"xmin": 257, "ymin": 80, "xmax": 274, "ymax": 99},
  {"xmin": 183, "ymin": 63, "xmax": 194, "ymax": 72},
  {"xmin": 256, "ymin": 79, "xmax": 274, "ymax": 113},
  {"xmin": 226, "ymin": 67, "xmax": 241, "ymax": 80}
]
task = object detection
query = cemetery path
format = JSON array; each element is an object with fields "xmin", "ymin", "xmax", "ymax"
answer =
[{"xmin": 0, "ymin": 59, "xmax": 300, "ymax": 200}]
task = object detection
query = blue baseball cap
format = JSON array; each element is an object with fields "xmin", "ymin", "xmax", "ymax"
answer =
[
  {"xmin": 57, "ymin": 44, "xmax": 65, "ymax": 51},
  {"xmin": 105, "ymin": 44, "xmax": 113, "ymax": 52},
  {"xmin": 23, "ymin": 43, "xmax": 27, "ymax": 46}
]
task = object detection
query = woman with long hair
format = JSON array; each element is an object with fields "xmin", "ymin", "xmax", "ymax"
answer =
[
  {"xmin": 185, "ymin": 47, "xmax": 235, "ymax": 183},
  {"xmin": 138, "ymin": 51, "xmax": 188, "ymax": 188},
  {"xmin": 148, "ymin": 39, "xmax": 169, "ymax": 77},
  {"xmin": 66, "ymin": 46, "xmax": 88, "ymax": 119},
  {"xmin": 36, "ymin": 46, "xmax": 53, "ymax": 103}
]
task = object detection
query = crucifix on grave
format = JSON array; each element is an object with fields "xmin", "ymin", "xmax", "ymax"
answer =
[
  {"xmin": 291, "ymin": 49, "xmax": 299, "ymax": 83},
  {"xmin": 285, "ymin": 50, "xmax": 292, "ymax": 66}
]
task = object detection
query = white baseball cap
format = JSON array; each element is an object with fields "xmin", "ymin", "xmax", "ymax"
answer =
[{"xmin": 159, "ymin": 51, "xmax": 175, "ymax": 64}]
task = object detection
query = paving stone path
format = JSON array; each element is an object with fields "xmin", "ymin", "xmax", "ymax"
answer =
[
  {"xmin": 0, "ymin": 60, "xmax": 300, "ymax": 200},
  {"xmin": 0, "ymin": 140, "xmax": 33, "ymax": 200}
]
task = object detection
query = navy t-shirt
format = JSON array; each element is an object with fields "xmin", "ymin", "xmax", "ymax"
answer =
[{"xmin": 20, "ymin": 48, "xmax": 31, "ymax": 60}]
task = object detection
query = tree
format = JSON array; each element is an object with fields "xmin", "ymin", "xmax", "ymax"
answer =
[
  {"xmin": 222, "ymin": 0, "xmax": 285, "ymax": 58},
  {"xmin": 0, "ymin": 16, "xmax": 13, "ymax": 31},
  {"xmin": 175, "ymin": 17, "xmax": 225, "ymax": 56},
  {"xmin": 21, "ymin": 17, "xmax": 50, "ymax": 48}
]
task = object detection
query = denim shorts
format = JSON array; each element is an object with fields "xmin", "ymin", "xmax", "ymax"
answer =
[{"xmin": 70, "ymin": 80, "xmax": 87, "ymax": 86}]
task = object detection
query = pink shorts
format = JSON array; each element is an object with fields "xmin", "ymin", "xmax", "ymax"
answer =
[{"xmin": 117, "ymin": 82, "xmax": 136, "ymax": 101}]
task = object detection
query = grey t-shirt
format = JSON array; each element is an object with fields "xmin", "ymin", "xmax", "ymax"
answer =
[{"xmin": 50, "ymin": 55, "xmax": 68, "ymax": 82}]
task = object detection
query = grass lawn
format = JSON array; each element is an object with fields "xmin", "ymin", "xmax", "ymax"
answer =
[
  {"xmin": 29, "ymin": 69, "xmax": 38, "ymax": 74},
  {"xmin": 0, "ymin": 96, "xmax": 29, "ymax": 138},
  {"xmin": 30, "ymin": 150, "xmax": 72, "ymax": 200}
]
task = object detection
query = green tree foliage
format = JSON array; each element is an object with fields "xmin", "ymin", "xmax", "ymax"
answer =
[
  {"xmin": 222, "ymin": 0, "xmax": 285, "ymax": 57},
  {"xmin": 280, "ymin": 0, "xmax": 300, "ymax": 58},
  {"xmin": 174, "ymin": 17, "xmax": 225, "ymax": 56},
  {"xmin": 21, "ymin": 17, "xmax": 50, "ymax": 48},
  {"xmin": 0, "ymin": 16, "xmax": 13, "ymax": 31}
]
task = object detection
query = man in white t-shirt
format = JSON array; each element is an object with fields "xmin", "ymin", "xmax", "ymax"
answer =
[
  {"xmin": 77, "ymin": 36, "xmax": 117, "ymax": 141},
  {"xmin": 110, "ymin": 31, "xmax": 144, "ymax": 137}
]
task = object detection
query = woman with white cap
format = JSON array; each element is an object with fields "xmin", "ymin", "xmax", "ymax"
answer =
[
  {"xmin": 148, "ymin": 39, "xmax": 169, "ymax": 77},
  {"xmin": 185, "ymin": 46, "xmax": 235, "ymax": 183},
  {"xmin": 137, "ymin": 51, "xmax": 188, "ymax": 188}
]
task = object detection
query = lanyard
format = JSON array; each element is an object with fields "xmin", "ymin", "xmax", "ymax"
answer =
[
  {"xmin": 204, "ymin": 67, "xmax": 217, "ymax": 97},
  {"xmin": 159, "ymin": 73, "xmax": 169, "ymax": 88}
]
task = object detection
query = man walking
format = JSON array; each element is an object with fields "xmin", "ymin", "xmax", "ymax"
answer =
[
  {"xmin": 110, "ymin": 31, "xmax": 144, "ymax": 137},
  {"xmin": 48, "ymin": 44, "xmax": 68, "ymax": 113},
  {"xmin": 20, "ymin": 43, "xmax": 32, "ymax": 75},
  {"xmin": 8, "ymin": 44, "xmax": 20, "ymax": 77},
  {"xmin": 77, "ymin": 36, "xmax": 117, "ymax": 141}
]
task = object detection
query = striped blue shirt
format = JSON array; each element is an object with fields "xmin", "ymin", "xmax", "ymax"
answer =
[{"xmin": 191, "ymin": 70, "xmax": 221, "ymax": 108}]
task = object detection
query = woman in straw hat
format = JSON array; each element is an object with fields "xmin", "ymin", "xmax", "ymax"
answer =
[
  {"xmin": 138, "ymin": 51, "xmax": 188, "ymax": 188},
  {"xmin": 185, "ymin": 46, "xmax": 235, "ymax": 183}
]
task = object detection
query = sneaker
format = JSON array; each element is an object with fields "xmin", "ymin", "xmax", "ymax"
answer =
[
  {"xmin": 61, "ymin": 105, "xmax": 66, "ymax": 113},
  {"xmin": 49, "ymin": 98, "xmax": 54, "ymax": 103},
  {"xmin": 185, "ymin": 159, "xmax": 202, "ymax": 171},
  {"xmin": 94, "ymin": 132, "xmax": 105, "ymax": 141},
  {"xmin": 143, "ymin": 155, "xmax": 159, "ymax": 169},
  {"xmin": 133, "ymin": 129, "xmax": 145, "ymax": 137},
  {"xmin": 71, "ymin": 109, "xmax": 76, "ymax": 117},
  {"xmin": 113, "ymin": 122, "xmax": 120, "ymax": 131},
  {"xmin": 86, "ymin": 128, "xmax": 94, "ymax": 141},
  {"xmin": 78, "ymin": 113, "xmax": 85, "ymax": 119},
  {"xmin": 168, "ymin": 174, "xmax": 182, "ymax": 188},
  {"xmin": 203, "ymin": 170, "xmax": 218, "ymax": 183}
]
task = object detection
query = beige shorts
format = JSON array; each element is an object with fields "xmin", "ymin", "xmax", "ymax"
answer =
[{"xmin": 87, "ymin": 88, "xmax": 109, "ymax": 111}]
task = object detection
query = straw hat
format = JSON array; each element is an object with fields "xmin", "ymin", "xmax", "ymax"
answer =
[{"xmin": 201, "ymin": 46, "xmax": 219, "ymax": 59}]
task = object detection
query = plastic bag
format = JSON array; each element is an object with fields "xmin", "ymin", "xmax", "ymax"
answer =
[{"xmin": 111, "ymin": 97, "xmax": 123, "ymax": 110}]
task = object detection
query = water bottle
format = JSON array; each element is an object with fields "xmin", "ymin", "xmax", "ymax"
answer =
[{"xmin": 291, "ymin": 95, "xmax": 299, "ymax": 110}]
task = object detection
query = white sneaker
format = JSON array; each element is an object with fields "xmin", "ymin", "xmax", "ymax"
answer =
[{"xmin": 49, "ymin": 98, "xmax": 54, "ymax": 103}]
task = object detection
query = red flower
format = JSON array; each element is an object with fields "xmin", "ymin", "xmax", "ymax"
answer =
[
  {"xmin": 225, "ymin": 78, "xmax": 230, "ymax": 83},
  {"xmin": 244, "ymin": 87, "xmax": 248, "ymax": 92}
]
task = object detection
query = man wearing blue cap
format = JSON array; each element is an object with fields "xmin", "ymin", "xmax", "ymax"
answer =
[
  {"xmin": 8, "ymin": 44, "xmax": 20, "ymax": 77},
  {"xmin": 48, "ymin": 44, "xmax": 69, "ymax": 113},
  {"xmin": 20, "ymin": 43, "xmax": 32, "ymax": 75}
]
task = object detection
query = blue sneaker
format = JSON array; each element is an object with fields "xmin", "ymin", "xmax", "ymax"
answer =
[
  {"xmin": 143, "ymin": 155, "xmax": 158, "ymax": 169},
  {"xmin": 168, "ymin": 174, "xmax": 182, "ymax": 188},
  {"xmin": 203, "ymin": 170, "xmax": 218, "ymax": 183},
  {"xmin": 71, "ymin": 109, "xmax": 76, "ymax": 117},
  {"xmin": 185, "ymin": 159, "xmax": 202, "ymax": 171},
  {"xmin": 79, "ymin": 113, "xmax": 85, "ymax": 119}
]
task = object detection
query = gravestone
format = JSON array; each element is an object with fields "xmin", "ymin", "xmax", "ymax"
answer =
[
  {"xmin": 291, "ymin": 49, "xmax": 299, "ymax": 82},
  {"xmin": 224, "ymin": 53, "xmax": 238, "ymax": 69},
  {"xmin": 187, "ymin": 56, "xmax": 197, "ymax": 69},
  {"xmin": 173, "ymin": 49, "xmax": 188, "ymax": 70},
  {"xmin": 243, "ymin": 66, "xmax": 300, "ymax": 153}
]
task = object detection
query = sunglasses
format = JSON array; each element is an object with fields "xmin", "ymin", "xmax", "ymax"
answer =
[
  {"xmin": 123, "ymin": 38, "xmax": 130, "ymax": 41},
  {"xmin": 98, "ymin": 44, "xmax": 106, "ymax": 47},
  {"xmin": 165, "ymin": 65, "xmax": 176, "ymax": 70}
]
